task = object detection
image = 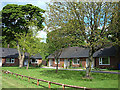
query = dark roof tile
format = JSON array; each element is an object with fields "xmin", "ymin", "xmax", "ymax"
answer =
[
  {"xmin": 48, "ymin": 46, "xmax": 118, "ymax": 59},
  {"xmin": 0, "ymin": 48, "xmax": 42, "ymax": 59}
]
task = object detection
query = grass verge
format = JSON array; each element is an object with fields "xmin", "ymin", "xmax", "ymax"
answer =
[{"xmin": 2, "ymin": 67, "xmax": 119, "ymax": 88}]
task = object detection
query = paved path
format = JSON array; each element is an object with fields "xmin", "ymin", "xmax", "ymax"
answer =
[{"xmin": 42, "ymin": 67, "xmax": 120, "ymax": 74}]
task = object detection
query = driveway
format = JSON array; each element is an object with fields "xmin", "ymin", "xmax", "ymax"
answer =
[{"xmin": 42, "ymin": 67, "xmax": 120, "ymax": 74}]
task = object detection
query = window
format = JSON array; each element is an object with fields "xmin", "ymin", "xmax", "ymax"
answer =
[
  {"xmin": 31, "ymin": 59, "xmax": 37, "ymax": 63},
  {"xmin": 55, "ymin": 59, "xmax": 60, "ymax": 64},
  {"xmin": 99, "ymin": 57, "xmax": 110, "ymax": 65},
  {"xmin": 6, "ymin": 58, "xmax": 14, "ymax": 63},
  {"xmin": 11, "ymin": 59, "xmax": 14, "ymax": 63},
  {"xmin": 73, "ymin": 58, "xmax": 79, "ymax": 64}
]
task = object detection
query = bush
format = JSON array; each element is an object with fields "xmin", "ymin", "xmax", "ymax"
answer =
[
  {"xmin": 38, "ymin": 63, "xmax": 42, "ymax": 67},
  {"xmin": 70, "ymin": 60, "xmax": 72, "ymax": 67},
  {"xmin": 62, "ymin": 64, "xmax": 64, "ymax": 68},
  {"xmin": 79, "ymin": 63, "xmax": 82, "ymax": 67},
  {"xmin": 94, "ymin": 67, "xmax": 101, "ymax": 71}
]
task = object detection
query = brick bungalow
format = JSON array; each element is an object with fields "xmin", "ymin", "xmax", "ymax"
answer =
[
  {"xmin": 48, "ymin": 47, "xmax": 92, "ymax": 68},
  {"xmin": 0, "ymin": 48, "xmax": 42, "ymax": 67},
  {"xmin": 48, "ymin": 46, "xmax": 120, "ymax": 69},
  {"xmin": 94, "ymin": 46, "xmax": 120, "ymax": 69}
]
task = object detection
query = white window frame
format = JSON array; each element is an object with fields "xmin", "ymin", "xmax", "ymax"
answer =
[
  {"xmin": 55, "ymin": 59, "xmax": 60, "ymax": 64},
  {"xmin": 73, "ymin": 58, "xmax": 79, "ymax": 65},
  {"xmin": 31, "ymin": 59, "xmax": 38, "ymax": 63},
  {"xmin": 99, "ymin": 57, "xmax": 110, "ymax": 65},
  {"xmin": 6, "ymin": 58, "xmax": 14, "ymax": 63}
]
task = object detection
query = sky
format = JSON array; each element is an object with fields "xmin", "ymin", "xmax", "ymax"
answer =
[{"xmin": 0, "ymin": 0, "xmax": 51, "ymax": 43}]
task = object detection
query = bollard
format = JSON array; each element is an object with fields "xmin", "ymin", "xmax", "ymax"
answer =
[
  {"xmin": 21, "ymin": 76, "xmax": 23, "ymax": 79},
  {"xmin": 62, "ymin": 84, "xmax": 65, "ymax": 90},
  {"xmin": 37, "ymin": 80, "xmax": 39, "ymax": 86},
  {"xmin": 28, "ymin": 77, "xmax": 30, "ymax": 82},
  {"xmin": 48, "ymin": 81, "xmax": 51, "ymax": 88}
]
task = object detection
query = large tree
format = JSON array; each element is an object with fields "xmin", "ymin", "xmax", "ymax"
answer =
[
  {"xmin": 46, "ymin": 28, "xmax": 72, "ymax": 73},
  {"xmin": 46, "ymin": 2, "xmax": 118, "ymax": 77},
  {"xmin": 2, "ymin": 4, "xmax": 45, "ymax": 67},
  {"xmin": 17, "ymin": 32, "xmax": 42, "ymax": 69}
]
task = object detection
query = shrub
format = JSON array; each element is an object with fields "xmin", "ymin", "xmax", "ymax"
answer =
[
  {"xmin": 62, "ymin": 64, "xmax": 64, "ymax": 68},
  {"xmin": 94, "ymin": 67, "xmax": 101, "ymax": 71},
  {"xmin": 70, "ymin": 60, "xmax": 72, "ymax": 67},
  {"xmin": 79, "ymin": 63, "xmax": 82, "ymax": 67}
]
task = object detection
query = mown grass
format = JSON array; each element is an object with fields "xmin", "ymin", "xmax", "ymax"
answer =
[{"xmin": 2, "ymin": 67, "xmax": 119, "ymax": 89}]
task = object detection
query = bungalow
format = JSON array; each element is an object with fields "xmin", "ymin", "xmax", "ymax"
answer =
[
  {"xmin": 48, "ymin": 46, "xmax": 120, "ymax": 69},
  {"xmin": 94, "ymin": 46, "xmax": 120, "ymax": 69},
  {"xmin": 0, "ymin": 48, "xmax": 42, "ymax": 67}
]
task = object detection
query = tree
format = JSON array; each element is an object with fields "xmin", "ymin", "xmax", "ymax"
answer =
[
  {"xmin": 39, "ymin": 42, "xmax": 49, "ymax": 60},
  {"xmin": 46, "ymin": 28, "xmax": 72, "ymax": 73},
  {"xmin": 46, "ymin": 2, "xmax": 118, "ymax": 77},
  {"xmin": 17, "ymin": 32, "xmax": 42, "ymax": 69},
  {"xmin": 2, "ymin": 4, "xmax": 45, "ymax": 68}
]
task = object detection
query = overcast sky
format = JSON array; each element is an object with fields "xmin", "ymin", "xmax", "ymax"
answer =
[{"xmin": 0, "ymin": 0, "xmax": 51, "ymax": 43}]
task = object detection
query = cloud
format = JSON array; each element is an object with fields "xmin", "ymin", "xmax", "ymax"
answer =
[{"xmin": 36, "ymin": 30, "xmax": 47, "ymax": 43}]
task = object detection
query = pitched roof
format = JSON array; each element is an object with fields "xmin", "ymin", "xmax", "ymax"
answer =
[
  {"xmin": 47, "ymin": 47, "xmax": 89, "ymax": 59},
  {"xmin": 1, "ymin": 48, "xmax": 19, "ymax": 58},
  {"xmin": 47, "ymin": 46, "xmax": 118, "ymax": 59},
  {"xmin": 0, "ymin": 48, "xmax": 42, "ymax": 59},
  {"xmin": 93, "ymin": 46, "xmax": 117, "ymax": 57},
  {"xmin": 31, "ymin": 53, "xmax": 42, "ymax": 59}
]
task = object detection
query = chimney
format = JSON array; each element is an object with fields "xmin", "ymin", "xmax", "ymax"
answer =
[{"xmin": 8, "ymin": 44, "xmax": 9, "ymax": 48}]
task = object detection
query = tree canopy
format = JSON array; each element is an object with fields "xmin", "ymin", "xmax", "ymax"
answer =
[
  {"xmin": 17, "ymin": 32, "xmax": 42, "ymax": 69},
  {"xmin": 2, "ymin": 4, "xmax": 45, "ymax": 48},
  {"xmin": 46, "ymin": 2, "xmax": 119, "ymax": 76}
]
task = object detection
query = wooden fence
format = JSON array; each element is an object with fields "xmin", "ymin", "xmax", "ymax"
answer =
[{"xmin": 2, "ymin": 70, "xmax": 92, "ymax": 90}]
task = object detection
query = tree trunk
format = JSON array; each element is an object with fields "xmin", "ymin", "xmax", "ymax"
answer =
[
  {"xmin": 54, "ymin": 49, "xmax": 63, "ymax": 73},
  {"xmin": 86, "ymin": 48, "xmax": 93, "ymax": 77},
  {"xmin": 27, "ymin": 54, "xmax": 30, "ymax": 70},
  {"xmin": 56, "ymin": 58, "xmax": 58, "ymax": 73},
  {"xmin": 17, "ymin": 45, "xmax": 24, "ymax": 68},
  {"xmin": 86, "ymin": 57, "xmax": 92, "ymax": 77}
]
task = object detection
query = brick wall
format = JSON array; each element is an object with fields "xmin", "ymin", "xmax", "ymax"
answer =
[
  {"xmin": 52, "ymin": 58, "xmax": 64, "ymax": 67},
  {"xmin": 72, "ymin": 58, "xmax": 86, "ymax": 67},
  {"xmin": 95, "ymin": 56, "xmax": 119, "ymax": 69},
  {"xmin": 2, "ymin": 58, "xmax": 19, "ymax": 66},
  {"xmin": 48, "ymin": 58, "xmax": 87, "ymax": 68}
]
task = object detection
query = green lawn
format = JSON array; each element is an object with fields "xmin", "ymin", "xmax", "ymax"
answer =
[{"xmin": 2, "ymin": 67, "xmax": 119, "ymax": 89}]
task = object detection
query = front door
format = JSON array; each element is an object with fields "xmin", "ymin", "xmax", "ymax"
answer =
[
  {"xmin": 64, "ymin": 59, "xmax": 68, "ymax": 68},
  {"xmin": 49, "ymin": 59, "xmax": 53, "ymax": 67},
  {"xmin": 86, "ymin": 58, "xmax": 88, "ymax": 68}
]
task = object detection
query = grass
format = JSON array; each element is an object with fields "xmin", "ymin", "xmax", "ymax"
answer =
[
  {"xmin": 66, "ymin": 66, "xmax": 120, "ymax": 72},
  {"xmin": 2, "ymin": 67, "xmax": 119, "ymax": 89}
]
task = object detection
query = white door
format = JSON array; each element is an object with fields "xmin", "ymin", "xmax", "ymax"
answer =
[
  {"xmin": 64, "ymin": 59, "xmax": 68, "ymax": 68},
  {"xmin": 86, "ymin": 58, "xmax": 88, "ymax": 68},
  {"xmin": 49, "ymin": 59, "xmax": 53, "ymax": 67}
]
